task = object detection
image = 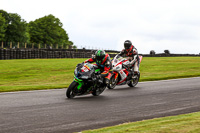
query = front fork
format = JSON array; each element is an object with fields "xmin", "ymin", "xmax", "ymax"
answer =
[
  {"xmin": 74, "ymin": 75, "xmax": 95, "ymax": 92},
  {"xmin": 113, "ymin": 71, "xmax": 119, "ymax": 83}
]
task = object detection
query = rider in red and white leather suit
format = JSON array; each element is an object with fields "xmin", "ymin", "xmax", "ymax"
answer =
[{"xmin": 119, "ymin": 40, "xmax": 140, "ymax": 76}]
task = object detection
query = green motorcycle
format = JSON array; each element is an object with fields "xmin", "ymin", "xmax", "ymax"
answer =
[{"xmin": 66, "ymin": 62, "xmax": 106, "ymax": 98}]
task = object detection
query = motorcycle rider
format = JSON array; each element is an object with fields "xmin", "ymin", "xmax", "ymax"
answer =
[
  {"xmin": 84, "ymin": 50, "xmax": 112, "ymax": 85},
  {"xmin": 118, "ymin": 40, "xmax": 140, "ymax": 77}
]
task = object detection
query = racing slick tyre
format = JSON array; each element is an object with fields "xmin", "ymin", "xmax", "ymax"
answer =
[
  {"xmin": 92, "ymin": 86, "xmax": 106, "ymax": 96},
  {"xmin": 128, "ymin": 72, "xmax": 140, "ymax": 87},
  {"xmin": 66, "ymin": 81, "xmax": 78, "ymax": 98},
  {"xmin": 107, "ymin": 75, "xmax": 118, "ymax": 89}
]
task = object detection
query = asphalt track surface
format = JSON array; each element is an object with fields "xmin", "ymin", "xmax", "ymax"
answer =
[{"xmin": 0, "ymin": 77, "xmax": 200, "ymax": 133}]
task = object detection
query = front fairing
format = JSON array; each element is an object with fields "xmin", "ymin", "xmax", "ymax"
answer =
[
  {"xmin": 112, "ymin": 56, "xmax": 124, "ymax": 71},
  {"xmin": 73, "ymin": 63, "xmax": 96, "ymax": 90},
  {"xmin": 74, "ymin": 63, "xmax": 95, "ymax": 79}
]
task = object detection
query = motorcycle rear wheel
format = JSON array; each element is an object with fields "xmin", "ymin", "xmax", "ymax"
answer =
[
  {"xmin": 66, "ymin": 81, "xmax": 78, "ymax": 98},
  {"xmin": 128, "ymin": 72, "xmax": 140, "ymax": 87}
]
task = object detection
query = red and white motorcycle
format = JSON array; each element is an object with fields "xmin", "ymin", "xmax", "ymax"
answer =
[{"xmin": 108, "ymin": 55, "xmax": 142, "ymax": 89}]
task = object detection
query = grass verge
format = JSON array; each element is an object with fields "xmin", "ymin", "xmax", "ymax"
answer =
[
  {"xmin": 0, "ymin": 57, "xmax": 200, "ymax": 92},
  {"xmin": 82, "ymin": 112, "xmax": 200, "ymax": 133}
]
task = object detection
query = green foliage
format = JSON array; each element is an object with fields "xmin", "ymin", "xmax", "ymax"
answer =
[
  {"xmin": 28, "ymin": 14, "xmax": 72, "ymax": 47},
  {"xmin": 0, "ymin": 10, "xmax": 10, "ymax": 25},
  {"xmin": 5, "ymin": 13, "xmax": 28, "ymax": 42},
  {"xmin": 0, "ymin": 10, "xmax": 9, "ymax": 41},
  {"xmin": 0, "ymin": 13, "xmax": 7, "ymax": 40},
  {"xmin": 72, "ymin": 45, "xmax": 77, "ymax": 49},
  {"xmin": 0, "ymin": 10, "xmax": 28, "ymax": 42}
]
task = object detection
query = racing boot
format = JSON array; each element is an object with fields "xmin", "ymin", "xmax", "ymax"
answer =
[
  {"xmin": 134, "ymin": 71, "xmax": 140, "ymax": 76},
  {"xmin": 128, "ymin": 68, "xmax": 134, "ymax": 79},
  {"xmin": 133, "ymin": 71, "xmax": 140, "ymax": 79},
  {"xmin": 132, "ymin": 72, "xmax": 135, "ymax": 79},
  {"xmin": 127, "ymin": 70, "xmax": 133, "ymax": 80}
]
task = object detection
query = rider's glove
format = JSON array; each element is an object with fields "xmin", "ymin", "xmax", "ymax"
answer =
[{"xmin": 77, "ymin": 62, "xmax": 84, "ymax": 67}]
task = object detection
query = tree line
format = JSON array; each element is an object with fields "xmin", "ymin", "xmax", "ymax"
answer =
[{"xmin": 0, "ymin": 10, "xmax": 73, "ymax": 48}]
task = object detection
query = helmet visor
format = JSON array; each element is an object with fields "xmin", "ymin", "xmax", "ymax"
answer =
[
  {"xmin": 96, "ymin": 55, "xmax": 103, "ymax": 60},
  {"xmin": 124, "ymin": 44, "xmax": 131, "ymax": 49}
]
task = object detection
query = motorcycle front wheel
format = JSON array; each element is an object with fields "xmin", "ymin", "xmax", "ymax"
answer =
[
  {"xmin": 66, "ymin": 81, "xmax": 79, "ymax": 98},
  {"xmin": 107, "ymin": 74, "xmax": 118, "ymax": 89},
  {"xmin": 128, "ymin": 72, "xmax": 140, "ymax": 87}
]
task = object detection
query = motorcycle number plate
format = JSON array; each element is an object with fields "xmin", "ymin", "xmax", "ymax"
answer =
[{"xmin": 82, "ymin": 67, "xmax": 89, "ymax": 72}]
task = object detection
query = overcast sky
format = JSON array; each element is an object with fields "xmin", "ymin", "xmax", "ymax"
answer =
[{"xmin": 1, "ymin": 0, "xmax": 200, "ymax": 54}]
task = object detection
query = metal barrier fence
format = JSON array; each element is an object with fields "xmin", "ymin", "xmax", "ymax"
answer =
[
  {"xmin": 0, "ymin": 48, "xmax": 119, "ymax": 60},
  {"xmin": 0, "ymin": 41, "xmax": 70, "ymax": 49},
  {"xmin": 0, "ymin": 48, "xmax": 199, "ymax": 60},
  {"xmin": 0, "ymin": 49, "xmax": 89, "ymax": 59}
]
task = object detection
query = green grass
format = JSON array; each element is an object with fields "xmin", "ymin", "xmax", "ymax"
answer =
[
  {"xmin": 0, "ymin": 58, "xmax": 85, "ymax": 92},
  {"xmin": 139, "ymin": 57, "xmax": 200, "ymax": 81},
  {"xmin": 0, "ymin": 57, "xmax": 200, "ymax": 92},
  {"xmin": 82, "ymin": 112, "xmax": 200, "ymax": 133}
]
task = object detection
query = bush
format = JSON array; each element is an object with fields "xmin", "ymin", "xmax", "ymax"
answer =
[
  {"xmin": 150, "ymin": 50, "xmax": 156, "ymax": 55},
  {"xmin": 164, "ymin": 50, "xmax": 170, "ymax": 54}
]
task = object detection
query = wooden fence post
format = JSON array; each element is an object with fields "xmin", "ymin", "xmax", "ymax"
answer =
[
  {"xmin": 32, "ymin": 43, "xmax": 34, "ymax": 49},
  {"xmin": 38, "ymin": 44, "xmax": 40, "ymax": 49},
  {"xmin": 1, "ymin": 41, "xmax": 3, "ymax": 48},
  {"xmin": 10, "ymin": 42, "xmax": 12, "ymax": 48},
  {"xmin": 25, "ymin": 43, "xmax": 27, "ymax": 48},
  {"xmin": 17, "ymin": 42, "xmax": 19, "ymax": 48}
]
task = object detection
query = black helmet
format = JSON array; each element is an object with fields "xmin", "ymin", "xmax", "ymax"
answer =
[
  {"xmin": 95, "ymin": 50, "xmax": 106, "ymax": 64},
  {"xmin": 124, "ymin": 40, "xmax": 132, "ymax": 50}
]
